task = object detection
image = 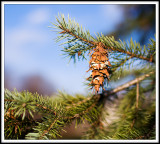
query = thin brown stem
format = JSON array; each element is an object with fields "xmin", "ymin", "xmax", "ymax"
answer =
[
  {"xmin": 59, "ymin": 25, "xmax": 96, "ymax": 45},
  {"xmin": 107, "ymin": 46, "xmax": 154, "ymax": 63},
  {"xmin": 136, "ymin": 82, "xmax": 139, "ymax": 108},
  {"xmin": 35, "ymin": 104, "xmax": 56, "ymax": 115},
  {"xmin": 39, "ymin": 117, "xmax": 59, "ymax": 139},
  {"xmin": 131, "ymin": 119, "xmax": 136, "ymax": 129},
  {"xmin": 104, "ymin": 71, "xmax": 154, "ymax": 96},
  {"xmin": 66, "ymin": 94, "xmax": 100, "ymax": 109},
  {"xmin": 66, "ymin": 97, "xmax": 91, "ymax": 109}
]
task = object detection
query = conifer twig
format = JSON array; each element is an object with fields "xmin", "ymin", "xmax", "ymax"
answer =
[
  {"xmin": 39, "ymin": 117, "xmax": 60, "ymax": 139},
  {"xmin": 35, "ymin": 104, "xmax": 56, "ymax": 115},
  {"xmin": 64, "ymin": 97, "xmax": 100, "ymax": 120},
  {"xmin": 58, "ymin": 25, "xmax": 95, "ymax": 45},
  {"xmin": 104, "ymin": 71, "xmax": 154, "ymax": 97},
  {"xmin": 57, "ymin": 24, "xmax": 154, "ymax": 63},
  {"xmin": 136, "ymin": 82, "xmax": 139, "ymax": 108},
  {"xmin": 66, "ymin": 94, "xmax": 100, "ymax": 109},
  {"xmin": 106, "ymin": 46, "xmax": 154, "ymax": 63},
  {"xmin": 66, "ymin": 97, "xmax": 92, "ymax": 109}
]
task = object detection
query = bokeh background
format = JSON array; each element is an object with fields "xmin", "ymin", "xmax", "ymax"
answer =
[{"xmin": 4, "ymin": 3, "xmax": 155, "ymax": 139}]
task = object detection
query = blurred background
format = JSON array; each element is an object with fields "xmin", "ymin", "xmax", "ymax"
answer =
[{"xmin": 4, "ymin": 3, "xmax": 155, "ymax": 138}]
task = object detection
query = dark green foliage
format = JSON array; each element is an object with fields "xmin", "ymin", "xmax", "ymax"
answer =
[{"xmin": 4, "ymin": 89, "xmax": 104, "ymax": 139}]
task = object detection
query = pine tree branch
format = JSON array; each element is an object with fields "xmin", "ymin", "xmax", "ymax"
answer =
[
  {"xmin": 53, "ymin": 14, "xmax": 155, "ymax": 63},
  {"xmin": 66, "ymin": 94, "xmax": 100, "ymax": 109},
  {"xmin": 86, "ymin": 107, "xmax": 105, "ymax": 139},
  {"xmin": 35, "ymin": 94, "xmax": 101, "ymax": 139},
  {"xmin": 111, "ymin": 56, "xmax": 132, "ymax": 72},
  {"xmin": 35, "ymin": 104, "xmax": 56, "ymax": 115},
  {"xmin": 58, "ymin": 25, "xmax": 95, "ymax": 45},
  {"xmin": 103, "ymin": 71, "xmax": 154, "ymax": 97},
  {"xmin": 110, "ymin": 64, "xmax": 155, "ymax": 82},
  {"xmin": 4, "ymin": 99, "xmax": 57, "ymax": 116},
  {"xmin": 64, "ymin": 102, "xmax": 97, "ymax": 120},
  {"xmin": 39, "ymin": 116, "xmax": 60, "ymax": 139},
  {"xmin": 64, "ymin": 94, "xmax": 101, "ymax": 120},
  {"xmin": 106, "ymin": 46, "xmax": 154, "ymax": 63},
  {"xmin": 58, "ymin": 25, "xmax": 154, "ymax": 63}
]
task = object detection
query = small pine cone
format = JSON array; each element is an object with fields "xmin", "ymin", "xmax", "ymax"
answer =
[{"xmin": 87, "ymin": 42, "xmax": 111, "ymax": 94}]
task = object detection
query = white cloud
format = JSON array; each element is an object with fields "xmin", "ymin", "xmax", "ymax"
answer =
[
  {"xmin": 5, "ymin": 28, "xmax": 46, "ymax": 69},
  {"xmin": 26, "ymin": 8, "xmax": 50, "ymax": 24},
  {"xmin": 5, "ymin": 8, "xmax": 50, "ymax": 68}
]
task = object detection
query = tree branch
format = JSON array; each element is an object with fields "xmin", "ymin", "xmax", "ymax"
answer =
[
  {"xmin": 106, "ymin": 46, "xmax": 154, "ymax": 63},
  {"xmin": 39, "ymin": 117, "xmax": 60, "ymax": 139},
  {"xmin": 103, "ymin": 71, "xmax": 154, "ymax": 97},
  {"xmin": 136, "ymin": 82, "xmax": 139, "ymax": 108},
  {"xmin": 58, "ymin": 25, "xmax": 154, "ymax": 63},
  {"xmin": 59, "ymin": 25, "xmax": 95, "ymax": 45}
]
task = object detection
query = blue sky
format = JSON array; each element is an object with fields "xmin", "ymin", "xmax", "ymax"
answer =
[{"xmin": 4, "ymin": 4, "xmax": 124, "ymax": 95}]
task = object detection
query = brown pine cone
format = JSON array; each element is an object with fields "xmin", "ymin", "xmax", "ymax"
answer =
[{"xmin": 87, "ymin": 42, "xmax": 111, "ymax": 93}]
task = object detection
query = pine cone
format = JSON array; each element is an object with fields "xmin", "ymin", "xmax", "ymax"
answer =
[{"xmin": 87, "ymin": 42, "xmax": 111, "ymax": 93}]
